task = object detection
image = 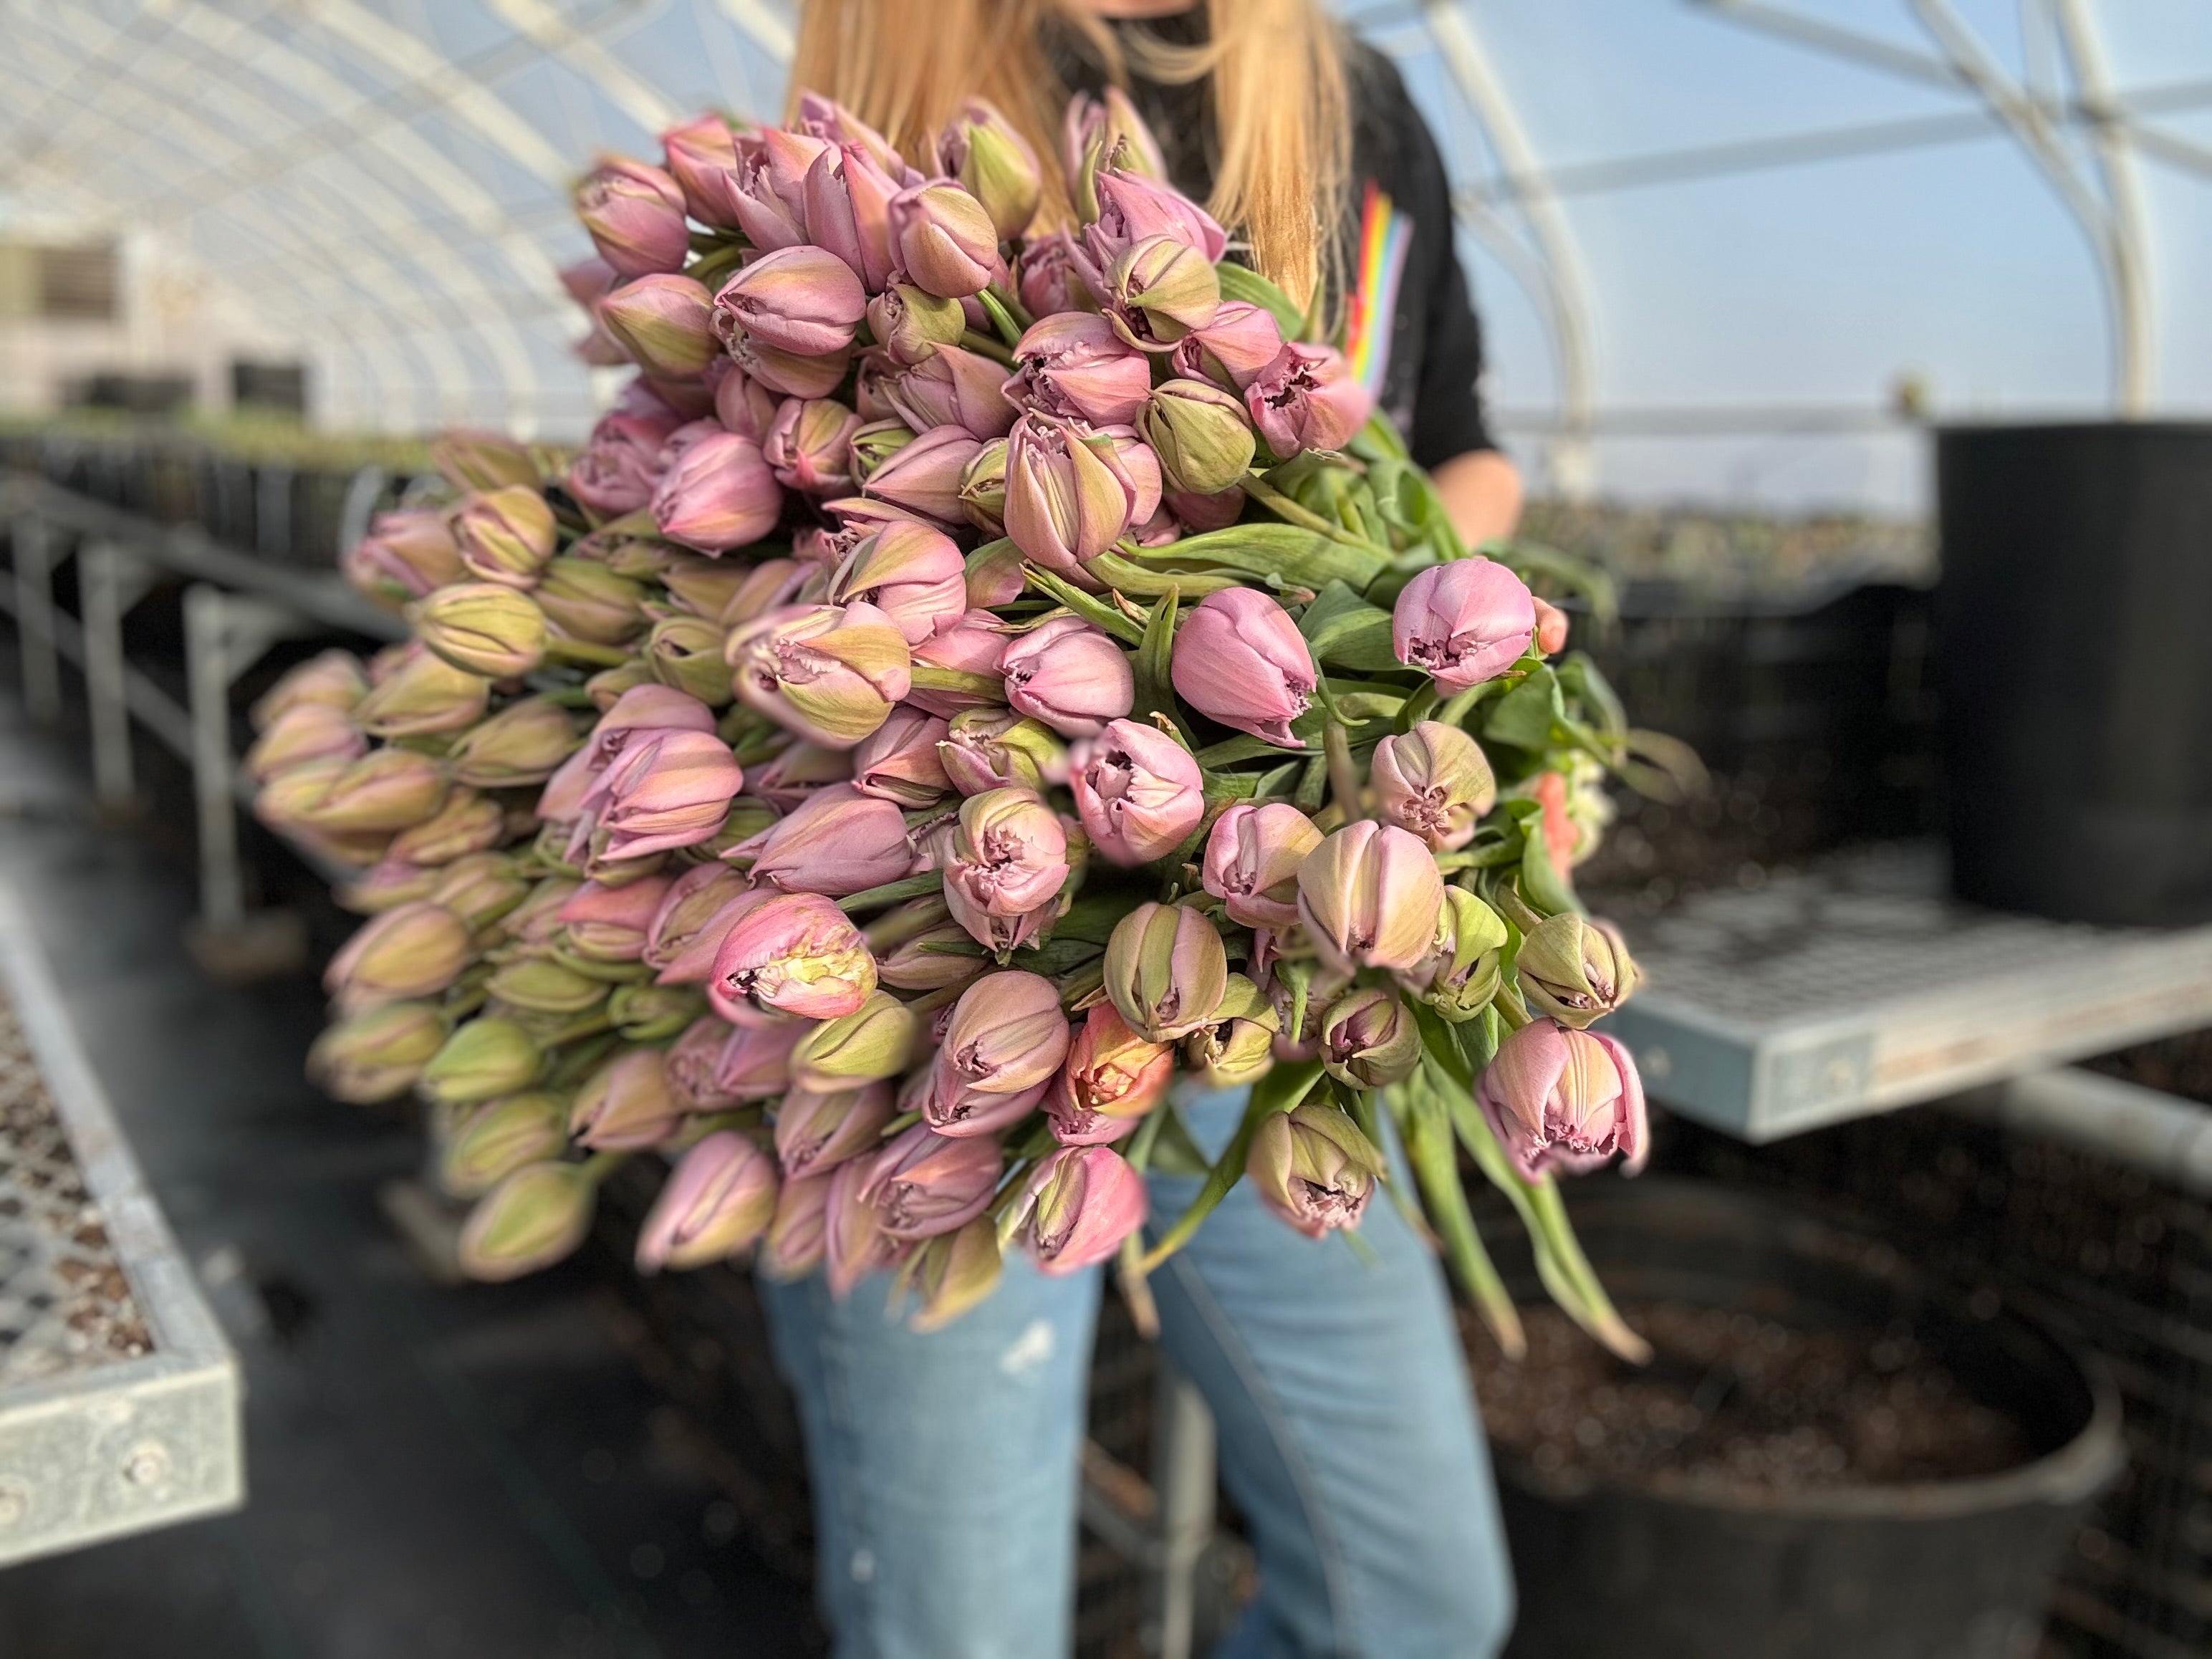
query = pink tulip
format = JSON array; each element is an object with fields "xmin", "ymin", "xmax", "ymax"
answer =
[
  {"xmin": 726, "ymin": 128, "xmax": 827, "ymax": 254},
  {"xmin": 863, "ymin": 1124, "xmax": 1004, "ymax": 1241},
  {"xmin": 660, "ymin": 114, "xmax": 743, "ymax": 228},
  {"xmin": 644, "ymin": 866, "xmax": 756, "ymax": 973},
  {"xmin": 925, "ymin": 970, "xmax": 1071, "ymax": 1135},
  {"xmin": 1391, "ymin": 558, "xmax": 1537, "ymax": 691},
  {"xmin": 713, "ymin": 245, "xmax": 867, "ymax": 359},
  {"xmin": 725, "ymin": 330, "xmax": 852, "ymax": 401},
  {"xmin": 560, "ymin": 256, "xmax": 618, "ymax": 308},
  {"xmin": 888, "ymin": 180, "xmax": 999, "ymax": 298},
  {"xmin": 867, "ymin": 282, "xmax": 967, "ymax": 366},
  {"xmin": 650, "ymin": 429, "xmax": 782, "ymax": 554},
  {"xmin": 792, "ymin": 92, "xmax": 909, "ymax": 177},
  {"xmin": 763, "ymin": 398, "xmax": 861, "ymax": 496},
  {"xmin": 747, "ymin": 741, "xmax": 852, "ymax": 813},
  {"xmin": 906, "ymin": 609, "xmax": 1011, "ymax": 718},
  {"xmin": 850, "ymin": 706, "xmax": 952, "ymax": 806},
  {"xmin": 999, "ymin": 615, "xmax": 1134, "ymax": 739},
  {"xmin": 726, "ymin": 601, "xmax": 913, "ymax": 750},
  {"xmin": 884, "ymin": 344, "xmax": 1019, "ymax": 440},
  {"xmin": 1016, "ymin": 230, "xmax": 1093, "ymax": 318},
  {"xmin": 342, "ymin": 509, "xmax": 464, "ymax": 601},
  {"xmin": 861, "ymin": 425, "xmax": 983, "ymax": 526},
  {"xmin": 1534, "ymin": 595, "xmax": 1571, "ymax": 655},
  {"xmin": 246, "ymin": 701, "xmax": 366, "ymax": 784},
  {"xmin": 824, "ymin": 1157, "xmax": 906, "ymax": 1297},
  {"xmin": 1047, "ymin": 1005, "xmax": 1173, "ymax": 1146},
  {"xmin": 741, "ymin": 783, "xmax": 914, "ymax": 897},
  {"xmin": 454, "ymin": 486, "xmax": 556, "ymax": 588},
  {"xmin": 538, "ymin": 684, "xmax": 717, "ymax": 824},
  {"xmin": 1478, "ymin": 1019, "xmax": 1650, "ymax": 1179},
  {"xmin": 1295, "ymin": 820, "xmax": 1446, "ymax": 974},
  {"xmin": 711, "ymin": 890, "xmax": 878, "ymax": 1020},
  {"xmin": 567, "ymin": 728, "xmax": 746, "ymax": 864},
  {"xmin": 1201, "ymin": 802, "xmax": 1323, "ymax": 930},
  {"xmin": 802, "ymin": 142, "xmax": 901, "ymax": 291},
  {"xmin": 763, "ymin": 1171, "xmax": 835, "ymax": 1279},
  {"xmin": 711, "ymin": 1016, "xmax": 807, "ymax": 1097},
  {"xmin": 776, "ymin": 1082, "xmax": 896, "ymax": 1178},
  {"xmin": 711, "ymin": 362, "xmax": 784, "ymax": 441},
  {"xmin": 1247, "ymin": 1104, "xmax": 1384, "ymax": 1239},
  {"xmin": 941, "ymin": 788, "xmax": 1069, "ymax": 947},
  {"xmin": 1246, "ymin": 341, "xmax": 1372, "ymax": 456},
  {"xmin": 1018, "ymin": 1145, "xmax": 1148, "ymax": 1276},
  {"xmin": 1169, "ymin": 300, "xmax": 1286, "ymax": 392},
  {"xmin": 597, "ymin": 274, "xmax": 716, "ymax": 378},
  {"xmin": 1371, "ymin": 721, "xmax": 1497, "ymax": 852},
  {"xmin": 568, "ymin": 407, "xmax": 686, "ymax": 517},
  {"xmin": 557, "ymin": 875, "xmax": 674, "ymax": 962},
  {"xmin": 827, "ymin": 521, "xmax": 969, "ymax": 645},
  {"xmin": 635, "ymin": 1132, "xmax": 779, "ymax": 1273},
  {"xmin": 938, "ymin": 708, "xmax": 1067, "ymax": 797},
  {"xmin": 664, "ymin": 1015, "xmax": 747, "ymax": 1112},
  {"xmin": 1085, "ymin": 168, "xmax": 1227, "ymax": 265},
  {"xmin": 569, "ymin": 1049, "xmax": 681, "ymax": 1151},
  {"xmin": 1171, "ymin": 589, "xmax": 1316, "ymax": 746},
  {"xmin": 1004, "ymin": 312, "xmax": 1151, "ymax": 428},
  {"xmin": 1072, "ymin": 719, "xmax": 1204, "ymax": 865},
  {"xmin": 574, "ymin": 156, "xmax": 689, "ymax": 277},
  {"xmin": 1002, "ymin": 413, "xmax": 1148, "ymax": 577}
]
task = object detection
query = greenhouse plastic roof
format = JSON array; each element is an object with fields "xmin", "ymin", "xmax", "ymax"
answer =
[{"xmin": 3, "ymin": 0, "xmax": 2209, "ymax": 509}]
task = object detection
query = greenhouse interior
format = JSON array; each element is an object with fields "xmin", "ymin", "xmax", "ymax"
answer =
[{"xmin": 3, "ymin": 1, "xmax": 2211, "ymax": 1655}]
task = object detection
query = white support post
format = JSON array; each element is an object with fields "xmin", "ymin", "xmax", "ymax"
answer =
[
  {"xmin": 1148, "ymin": 1360, "xmax": 1218, "ymax": 1659},
  {"xmin": 182, "ymin": 586, "xmax": 299, "ymax": 934},
  {"xmin": 80, "ymin": 543, "xmax": 156, "ymax": 810},
  {"xmin": 12, "ymin": 516, "xmax": 62, "ymax": 724}
]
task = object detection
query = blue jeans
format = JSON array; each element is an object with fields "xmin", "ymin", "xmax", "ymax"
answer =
[{"xmin": 758, "ymin": 1089, "xmax": 1516, "ymax": 1658}]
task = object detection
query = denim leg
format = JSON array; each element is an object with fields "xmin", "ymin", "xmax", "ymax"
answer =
[
  {"xmin": 757, "ymin": 1254, "xmax": 1105, "ymax": 1659},
  {"xmin": 1148, "ymin": 1088, "xmax": 1516, "ymax": 1659}
]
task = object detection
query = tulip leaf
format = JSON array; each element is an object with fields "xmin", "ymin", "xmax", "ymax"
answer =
[
  {"xmin": 1496, "ymin": 541, "xmax": 1619, "ymax": 628},
  {"xmin": 1480, "ymin": 665, "xmax": 1569, "ymax": 752},
  {"xmin": 1195, "ymin": 733, "xmax": 1308, "ymax": 767},
  {"xmin": 1518, "ymin": 817, "xmax": 1582, "ymax": 917},
  {"xmin": 1088, "ymin": 550, "xmax": 1246, "ymax": 598},
  {"xmin": 1133, "ymin": 589, "xmax": 1180, "ymax": 727},
  {"xmin": 1159, "ymin": 521, "xmax": 1390, "ymax": 590},
  {"xmin": 1139, "ymin": 1061, "xmax": 1323, "ymax": 1273},
  {"xmin": 1298, "ymin": 581, "xmax": 1404, "ymax": 673},
  {"xmin": 835, "ymin": 870, "xmax": 947, "ymax": 914},
  {"xmin": 1253, "ymin": 759, "xmax": 1307, "ymax": 798},
  {"xmin": 1294, "ymin": 753, "xmax": 1329, "ymax": 812},
  {"xmin": 908, "ymin": 664, "xmax": 1008, "ymax": 701},
  {"xmin": 1021, "ymin": 563, "xmax": 1145, "ymax": 643},
  {"xmin": 1213, "ymin": 259, "xmax": 1307, "ymax": 337},
  {"xmin": 1397, "ymin": 1071, "xmax": 1525, "ymax": 1359},
  {"xmin": 1147, "ymin": 1105, "xmax": 1213, "ymax": 1177},
  {"xmin": 1556, "ymin": 650, "xmax": 1627, "ymax": 744}
]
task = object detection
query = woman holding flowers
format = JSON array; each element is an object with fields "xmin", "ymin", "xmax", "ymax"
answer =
[{"xmin": 763, "ymin": 4, "xmax": 1526, "ymax": 1654}]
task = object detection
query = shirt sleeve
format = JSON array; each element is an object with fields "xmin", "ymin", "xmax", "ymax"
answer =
[{"xmin": 1395, "ymin": 86, "xmax": 1498, "ymax": 468}]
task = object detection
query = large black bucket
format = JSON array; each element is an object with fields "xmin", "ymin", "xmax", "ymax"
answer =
[
  {"xmin": 1487, "ymin": 1180, "xmax": 2122, "ymax": 1659},
  {"xmin": 1936, "ymin": 422, "xmax": 2212, "ymax": 924}
]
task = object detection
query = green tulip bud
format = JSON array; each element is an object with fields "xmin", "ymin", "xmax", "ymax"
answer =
[
  {"xmin": 790, "ymin": 990, "xmax": 920, "ymax": 1092},
  {"xmin": 458, "ymin": 1161, "xmax": 595, "ymax": 1281},
  {"xmin": 441, "ymin": 1092, "xmax": 571, "ymax": 1198},
  {"xmin": 1140, "ymin": 378, "xmax": 1256, "ymax": 496},
  {"xmin": 307, "ymin": 1000, "xmax": 446, "ymax": 1103},
  {"xmin": 420, "ymin": 1016, "xmax": 544, "ymax": 1105}
]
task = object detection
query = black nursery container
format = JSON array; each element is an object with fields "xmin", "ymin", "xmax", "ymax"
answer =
[
  {"xmin": 1936, "ymin": 422, "xmax": 2212, "ymax": 924},
  {"xmin": 1488, "ymin": 1180, "xmax": 2122, "ymax": 1659}
]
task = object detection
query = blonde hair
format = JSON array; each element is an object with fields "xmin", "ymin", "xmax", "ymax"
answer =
[{"xmin": 790, "ymin": 0, "xmax": 1351, "ymax": 310}]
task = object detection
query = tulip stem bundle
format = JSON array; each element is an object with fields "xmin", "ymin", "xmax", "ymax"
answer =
[{"xmin": 271, "ymin": 85, "xmax": 1676, "ymax": 1352}]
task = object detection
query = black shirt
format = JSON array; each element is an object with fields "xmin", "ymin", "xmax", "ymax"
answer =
[{"xmin": 1065, "ymin": 32, "xmax": 1498, "ymax": 468}]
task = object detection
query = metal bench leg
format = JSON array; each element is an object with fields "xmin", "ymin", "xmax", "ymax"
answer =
[
  {"xmin": 80, "ymin": 544, "xmax": 155, "ymax": 810},
  {"xmin": 12, "ymin": 516, "xmax": 60, "ymax": 723},
  {"xmin": 1150, "ymin": 1359, "xmax": 1218, "ymax": 1659}
]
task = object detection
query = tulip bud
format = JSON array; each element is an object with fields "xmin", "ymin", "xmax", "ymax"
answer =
[
  {"xmin": 763, "ymin": 1171, "xmax": 835, "ymax": 1279},
  {"xmin": 1108, "ymin": 235, "xmax": 1220, "ymax": 351},
  {"xmin": 1002, "ymin": 413, "xmax": 1148, "ymax": 577},
  {"xmin": 1064, "ymin": 87, "xmax": 1165, "ymax": 223},
  {"xmin": 410, "ymin": 582, "xmax": 549, "ymax": 680},
  {"xmin": 643, "ymin": 615, "xmax": 733, "ymax": 708},
  {"xmin": 711, "ymin": 890, "xmax": 878, "ymax": 1020},
  {"xmin": 1409, "ymin": 886, "xmax": 1508, "ymax": 1021},
  {"xmin": 453, "ymin": 486, "xmax": 557, "ymax": 590},
  {"xmin": 1246, "ymin": 341, "xmax": 1372, "ymax": 457},
  {"xmin": 1201, "ymin": 802, "xmax": 1322, "ymax": 930},
  {"xmin": 597, "ymin": 274, "xmax": 716, "ymax": 378},
  {"xmin": 1072, "ymin": 719, "xmax": 1204, "ymax": 866},
  {"xmin": 848, "ymin": 418, "xmax": 921, "ymax": 488},
  {"xmin": 569, "ymin": 406, "xmax": 686, "ymax": 518},
  {"xmin": 420, "ymin": 1016, "xmax": 544, "ymax": 1105},
  {"xmin": 278, "ymin": 747, "xmax": 449, "ymax": 835},
  {"xmin": 650, "ymin": 428, "xmax": 782, "ymax": 554},
  {"xmin": 862, "ymin": 425, "xmax": 983, "ymax": 526},
  {"xmin": 711, "ymin": 1017, "xmax": 807, "ymax": 1101},
  {"xmin": 442, "ymin": 1092, "xmax": 570, "ymax": 1198},
  {"xmin": 1087, "ymin": 168, "xmax": 1228, "ymax": 265},
  {"xmin": 420, "ymin": 854, "xmax": 526, "ymax": 934},
  {"xmin": 1297, "ymin": 820, "xmax": 1446, "ymax": 974},
  {"xmin": 748, "ymin": 741, "xmax": 855, "ymax": 814},
  {"xmin": 567, "ymin": 729, "xmax": 745, "ymax": 865},
  {"xmin": 536, "ymin": 558, "xmax": 648, "ymax": 648},
  {"xmin": 1478, "ymin": 1019, "xmax": 1648, "ymax": 1178},
  {"xmin": 567, "ymin": 1049, "xmax": 681, "ymax": 1153},
  {"xmin": 539, "ymin": 684, "xmax": 718, "ymax": 823},
  {"xmin": 1533, "ymin": 595, "xmax": 1571, "ymax": 656},
  {"xmin": 335, "ymin": 858, "xmax": 438, "ymax": 915},
  {"xmin": 1372, "ymin": 722, "xmax": 1496, "ymax": 852},
  {"xmin": 1247, "ymin": 1103, "xmax": 1383, "ymax": 1239},
  {"xmin": 1170, "ymin": 588, "xmax": 1315, "ymax": 746},
  {"xmin": 252, "ymin": 650, "xmax": 366, "ymax": 730},
  {"xmin": 867, "ymin": 282, "xmax": 966, "ymax": 366},
  {"xmin": 459, "ymin": 1162, "xmax": 595, "ymax": 1281},
  {"xmin": 924, "ymin": 971, "xmax": 1070, "ymax": 1135},
  {"xmin": 448, "ymin": 698, "xmax": 582, "ymax": 790},
  {"xmin": 726, "ymin": 601, "xmax": 912, "ymax": 750},
  {"xmin": 885, "ymin": 344, "xmax": 1020, "ymax": 442},
  {"xmin": 387, "ymin": 788, "xmax": 505, "ymax": 867},
  {"xmin": 941, "ymin": 787, "xmax": 1069, "ymax": 938},
  {"xmin": 708, "ymin": 556, "xmax": 814, "ymax": 630},
  {"xmin": 1016, "ymin": 230, "xmax": 1093, "ymax": 317},
  {"xmin": 661, "ymin": 1016, "xmax": 741, "ymax": 1112},
  {"xmin": 486, "ymin": 951, "xmax": 610, "ymax": 1017},
  {"xmin": 761, "ymin": 397, "xmax": 860, "ymax": 497},
  {"xmin": 1000, "ymin": 615, "xmax": 1133, "ymax": 739},
  {"xmin": 1140, "ymin": 378, "xmax": 1256, "ymax": 496},
  {"xmin": 1391, "ymin": 558, "xmax": 1537, "ymax": 691},
  {"xmin": 876, "ymin": 921, "xmax": 990, "ymax": 992},
  {"xmin": 828, "ymin": 521, "xmax": 969, "ymax": 645},
  {"xmin": 824, "ymin": 1157, "xmax": 905, "ymax": 1297},
  {"xmin": 888, "ymin": 181, "xmax": 1000, "ymax": 299},
  {"xmin": 608, "ymin": 984, "xmax": 702, "ymax": 1042},
  {"xmin": 1168, "ymin": 300, "xmax": 1286, "ymax": 392},
  {"xmin": 903, "ymin": 1219, "xmax": 1004, "ymax": 1331},
  {"xmin": 633, "ymin": 1132, "xmax": 778, "ymax": 1272},
  {"xmin": 1018, "ymin": 1145, "xmax": 1148, "ymax": 1276},
  {"xmin": 938, "ymin": 97, "xmax": 1042, "ymax": 239},
  {"xmin": 644, "ymin": 865, "xmax": 755, "ymax": 978},
  {"xmin": 744, "ymin": 784, "xmax": 915, "ymax": 898},
  {"xmin": 574, "ymin": 156, "xmax": 690, "ymax": 277},
  {"xmin": 350, "ymin": 648, "xmax": 490, "ymax": 741},
  {"xmin": 245, "ymin": 702, "xmax": 365, "ymax": 784},
  {"xmin": 660, "ymin": 113, "xmax": 741, "ymax": 226},
  {"xmin": 1516, "ymin": 913, "xmax": 1640, "ymax": 1029},
  {"xmin": 1047, "ymin": 1004, "xmax": 1172, "ymax": 1145},
  {"xmin": 1105, "ymin": 902, "xmax": 1228, "ymax": 1042},
  {"xmin": 1188, "ymin": 1013, "xmax": 1279, "ymax": 1090},
  {"xmin": 558, "ymin": 875, "xmax": 673, "ymax": 962},
  {"xmin": 956, "ymin": 440, "xmax": 1010, "ymax": 539},
  {"xmin": 344, "ymin": 509, "xmax": 466, "ymax": 602},
  {"xmin": 307, "ymin": 1000, "xmax": 446, "ymax": 1102},
  {"xmin": 907, "ymin": 609, "xmax": 1012, "ymax": 718},
  {"xmin": 856, "ymin": 1123, "xmax": 999, "ymax": 1244},
  {"xmin": 938, "ymin": 708, "xmax": 1065, "ymax": 797},
  {"xmin": 1005, "ymin": 312, "xmax": 1151, "ymax": 428},
  {"xmin": 842, "ymin": 706, "xmax": 948, "ymax": 806},
  {"xmin": 772, "ymin": 1081, "xmax": 895, "ymax": 1178},
  {"xmin": 715, "ymin": 244, "xmax": 867, "ymax": 358},
  {"xmin": 1318, "ymin": 987, "xmax": 1421, "ymax": 1090}
]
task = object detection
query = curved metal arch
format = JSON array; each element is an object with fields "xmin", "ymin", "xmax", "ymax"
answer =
[
  {"xmin": 485, "ymin": 0, "xmax": 685, "ymax": 138},
  {"xmin": 7, "ymin": 6, "xmax": 540, "ymax": 428}
]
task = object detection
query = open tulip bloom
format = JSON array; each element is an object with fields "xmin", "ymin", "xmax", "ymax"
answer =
[{"xmin": 279, "ymin": 88, "xmax": 1677, "ymax": 1362}]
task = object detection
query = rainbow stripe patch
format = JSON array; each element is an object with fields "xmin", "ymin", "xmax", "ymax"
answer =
[{"xmin": 1343, "ymin": 180, "xmax": 1413, "ymax": 398}]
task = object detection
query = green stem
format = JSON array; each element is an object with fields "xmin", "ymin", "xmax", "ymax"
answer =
[
  {"xmin": 880, "ymin": 1108, "xmax": 923, "ymax": 1140},
  {"xmin": 580, "ymin": 1150, "xmax": 633, "ymax": 1188},
  {"xmin": 836, "ymin": 870, "xmax": 946, "ymax": 914},
  {"xmin": 1241, "ymin": 471, "xmax": 1393, "ymax": 559},
  {"xmin": 1138, "ymin": 1062, "xmax": 1322, "ymax": 1272},
  {"xmin": 959, "ymin": 329, "xmax": 1016, "ymax": 366},
  {"xmin": 1323, "ymin": 718, "xmax": 1362, "ymax": 821},
  {"xmin": 544, "ymin": 635, "xmax": 631, "ymax": 669}
]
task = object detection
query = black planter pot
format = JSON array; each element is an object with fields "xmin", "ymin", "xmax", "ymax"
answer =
[
  {"xmin": 1936, "ymin": 421, "xmax": 2212, "ymax": 924},
  {"xmin": 1488, "ymin": 1180, "xmax": 2122, "ymax": 1659}
]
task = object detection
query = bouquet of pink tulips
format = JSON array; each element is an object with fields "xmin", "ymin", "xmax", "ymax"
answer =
[{"xmin": 262, "ymin": 86, "xmax": 1663, "ymax": 1358}]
